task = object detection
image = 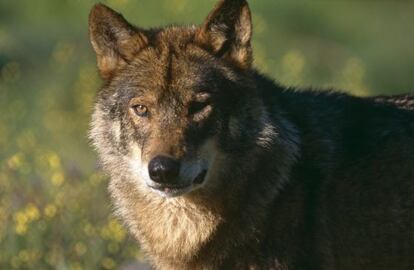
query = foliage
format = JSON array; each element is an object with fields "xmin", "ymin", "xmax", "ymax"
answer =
[{"xmin": 1, "ymin": 0, "xmax": 413, "ymax": 269}]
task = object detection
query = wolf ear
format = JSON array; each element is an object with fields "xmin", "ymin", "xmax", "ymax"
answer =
[
  {"xmin": 196, "ymin": 0, "xmax": 252, "ymax": 69},
  {"xmin": 88, "ymin": 4, "xmax": 148, "ymax": 80}
]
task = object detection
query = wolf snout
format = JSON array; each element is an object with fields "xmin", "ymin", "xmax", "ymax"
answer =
[{"xmin": 148, "ymin": 156, "xmax": 180, "ymax": 184}]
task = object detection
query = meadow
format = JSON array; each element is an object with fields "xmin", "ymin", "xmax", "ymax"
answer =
[{"xmin": 1, "ymin": 0, "xmax": 413, "ymax": 269}]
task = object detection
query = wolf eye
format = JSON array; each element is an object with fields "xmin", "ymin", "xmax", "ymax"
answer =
[
  {"xmin": 189, "ymin": 101, "xmax": 209, "ymax": 115},
  {"xmin": 190, "ymin": 102, "xmax": 213, "ymax": 121},
  {"xmin": 132, "ymin": 105, "xmax": 148, "ymax": 117},
  {"xmin": 190, "ymin": 93, "xmax": 211, "ymax": 116}
]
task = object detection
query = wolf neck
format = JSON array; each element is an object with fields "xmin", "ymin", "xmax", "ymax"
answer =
[
  {"xmin": 127, "ymin": 169, "xmax": 275, "ymax": 268},
  {"xmin": 133, "ymin": 194, "xmax": 222, "ymax": 265}
]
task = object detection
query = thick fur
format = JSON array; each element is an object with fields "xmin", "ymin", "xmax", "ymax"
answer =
[{"xmin": 88, "ymin": 1, "xmax": 414, "ymax": 269}]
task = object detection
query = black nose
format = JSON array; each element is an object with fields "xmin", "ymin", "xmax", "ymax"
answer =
[{"xmin": 148, "ymin": 156, "xmax": 180, "ymax": 184}]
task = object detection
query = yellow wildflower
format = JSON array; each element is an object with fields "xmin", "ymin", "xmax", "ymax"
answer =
[
  {"xmin": 101, "ymin": 257, "xmax": 115, "ymax": 269},
  {"xmin": 47, "ymin": 153, "xmax": 61, "ymax": 169},
  {"xmin": 51, "ymin": 172, "xmax": 65, "ymax": 186},
  {"xmin": 25, "ymin": 203, "xmax": 40, "ymax": 221},
  {"xmin": 15, "ymin": 223, "xmax": 27, "ymax": 235},
  {"xmin": 44, "ymin": 204, "xmax": 57, "ymax": 218},
  {"xmin": 7, "ymin": 153, "xmax": 23, "ymax": 170}
]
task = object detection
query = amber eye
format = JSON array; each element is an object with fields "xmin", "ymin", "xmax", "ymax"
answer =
[{"xmin": 132, "ymin": 105, "xmax": 149, "ymax": 117}]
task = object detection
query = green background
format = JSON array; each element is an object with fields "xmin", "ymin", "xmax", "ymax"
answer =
[{"xmin": 1, "ymin": 0, "xmax": 413, "ymax": 269}]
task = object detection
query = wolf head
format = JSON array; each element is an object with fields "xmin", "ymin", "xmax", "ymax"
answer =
[{"xmin": 89, "ymin": 0, "xmax": 277, "ymax": 198}]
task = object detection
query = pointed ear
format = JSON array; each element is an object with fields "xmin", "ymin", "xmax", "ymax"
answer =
[
  {"xmin": 196, "ymin": 0, "xmax": 252, "ymax": 69},
  {"xmin": 88, "ymin": 4, "xmax": 148, "ymax": 80}
]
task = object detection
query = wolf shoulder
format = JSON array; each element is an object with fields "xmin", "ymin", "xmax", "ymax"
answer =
[
  {"xmin": 256, "ymin": 72, "xmax": 414, "ymax": 177},
  {"xmin": 256, "ymin": 75, "xmax": 414, "ymax": 148}
]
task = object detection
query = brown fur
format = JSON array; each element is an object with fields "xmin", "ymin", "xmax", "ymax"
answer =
[{"xmin": 89, "ymin": 1, "xmax": 414, "ymax": 269}]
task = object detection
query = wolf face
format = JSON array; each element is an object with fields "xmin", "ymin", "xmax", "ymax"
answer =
[{"xmin": 89, "ymin": 1, "xmax": 268, "ymax": 198}]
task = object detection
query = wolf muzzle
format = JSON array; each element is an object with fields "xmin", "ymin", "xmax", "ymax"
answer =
[{"xmin": 147, "ymin": 155, "xmax": 208, "ymax": 197}]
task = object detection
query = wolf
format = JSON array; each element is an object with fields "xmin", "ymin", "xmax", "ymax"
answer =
[{"xmin": 88, "ymin": 0, "xmax": 414, "ymax": 269}]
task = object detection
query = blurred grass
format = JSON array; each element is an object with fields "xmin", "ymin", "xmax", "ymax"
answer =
[{"xmin": 0, "ymin": 0, "xmax": 413, "ymax": 269}]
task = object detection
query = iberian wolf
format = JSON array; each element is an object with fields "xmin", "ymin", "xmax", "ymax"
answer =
[{"xmin": 88, "ymin": 0, "xmax": 414, "ymax": 269}]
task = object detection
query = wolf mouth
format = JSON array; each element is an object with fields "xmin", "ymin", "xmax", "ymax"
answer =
[
  {"xmin": 149, "ymin": 184, "xmax": 193, "ymax": 197},
  {"xmin": 148, "ymin": 169, "xmax": 208, "ymax": 197}
]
